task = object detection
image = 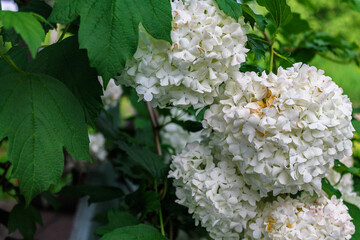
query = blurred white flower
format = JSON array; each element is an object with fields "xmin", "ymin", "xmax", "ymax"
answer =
[
  {"xmin": 99, "ymin": 77, "xmax": 123, "ymax": 109},
  {"xmin": 119, "ymin": 0, "xmax": 248, "ymax": 109},
  {"xmin": 243, "ymin": 192, "xmax": 355, "ymax": 240},
  {"xmin": 203, "ymin": 63, "xmax": 354, "ymax": 196},
  {"xmin": 169, "ymin": 141, "xmax": 260, "ymax": 240},
  {"xmin": 159, "ymin": 108, "xmax": 202, "ymax": 158},
  {"xmin": 89, "ymin": 133, "xmax": 107, "ymax": 161}
]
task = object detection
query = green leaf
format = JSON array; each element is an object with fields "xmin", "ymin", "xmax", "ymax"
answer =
[
  {"xmin": 214, "ymin": 0, "xmax": 242, "ymax": 20},
  {"xmin": 240, "ymin": 63, "xmax": 264, "ymax": 73},
  {"xmin": 344, "ymin": 201, "xmax": 360, "ymax": 239},
  {"xmin": 333, "ymin": 159, "xmax": 360, "ymax": 177},
  {"xmin": 241, "ymin": 4, "xmax": 267, "ymax": 30},
  {"xmin": 281, "ymin": 13, "xmax": 310, "ymax": 35},
  {"xmin": 125, "ymin": 188, "xmax": 161, "ymax": 216},
  {"xmin": 0, "ymin": 73, "xmax": 90, "ymax": 203},
  {"xmin": 94, "ymin": 209, "xmax": 139, "ymax": 236},
  {"xmin": 117, "ymin": 142, "xmax": 167, "ymax": 180},
  {"xmin": 59, "ymin": 185, "xmax": 124, "ymax": 204},
  {"xmin": 8, "ymin": 203, "xmax": 42, "ymax": 240},
  {"xmin": 100, "ymin": 224, "xmax": 167, "ymax": 240},
  {"xmin": 0, "ymin": 46, "xmax": 29, "ymax": 75},
  {"xmin": 0, "ymin": 11, "xmax": 45, "ymax": 57},
  {"xmin": 48, "ymin": 0, "xmax": 85, "ymax": 24},
  {"xmin": 322, "ymin": 178, "xmax": 342, "ymax": 199},
  {"xmin": 256, "ymin": 0, "xmax": 292, "ymax": 27},
  {"xmin": 172, "ymin": 120, "xmax": 203, "ymax": 133},
  {"xmin": 28, "ymin": 36, "xmax": 103, "ymax": 126},
  {"xmin": 185, "ymin": 106, "xmax": 208, "ymax": 122},
  {"xmin": 247, "ymin": 34, "xmax": 269, "ymax": 60},
  {"xmin": 78, "ymin": 0, "xmax": 172, "ymax": 85}
]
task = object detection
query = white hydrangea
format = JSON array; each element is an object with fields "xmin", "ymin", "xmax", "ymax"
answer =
[
  {"xmin": 243, "ymin": 193, "xmax": 355, "ymax": 240},
  {"xmin": 160, "ymin": 108, "xmax": 202, "ymax": 156},
  {"xmin": 99, "ymin": 77, "xmax": 122, "ymax": 109},
  {"xmin": 327, "ymin": 157, "xmax": 356, "ymax": 196},
  {"xmin": 89, "ymin": 133, "xmax": 107, "ymax": 161},
  {"xmin": 203, "ymin": 63, "xmax": 354, "ymax": 196},
  {"xmin": 119, "ymin": 0, "xmax": 248, "ymax": 109},
  {"xmin": 169, "ymin": 141, "xmax": 261, "ymax": 240}
]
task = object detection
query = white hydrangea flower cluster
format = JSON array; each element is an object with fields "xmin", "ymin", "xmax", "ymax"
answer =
[
  {"xmin": 99, "ymin": 78, "xmax": 122, "ymax": 109},
  {"xmin": 243, "ymin": 192, "xmax": 355, "ymax": 240},
  {"xmin": 203, "ymin": 63, "xmax": 354, "ymax": 196},
  {"xmin": 327, "ymin": 157, "xmax": 356, "ymax": 196},
  {"xmin": 160, "ymin": 108, "xmax": 202, "ymax": 156},
  {"xmin": 169, "ymin": 141, "xmax": 261, "ymax": 240},
  {"xmin": 119, "ymin": 0, "xmax": 248, "ymax": 109}
]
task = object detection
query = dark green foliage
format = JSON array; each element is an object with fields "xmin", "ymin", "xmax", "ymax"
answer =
[
  {"xmin": 28, "ymin": 36, "xmax": 103, "ymax": 126},
  {"xmin": 256, "ymin": 0, "xmax": 292, "ymax": 27},
  {"xmin": 117, "ymin": 142, "xmax": 167, "ymax": 180},
  {"xmin": 0, "ymin": 11, "xmax": 45, "ymax": 57},
  {"xmin": 60, "ymin": 185, "xmax": 124, "ymax": 204},
  {"xmin": 215, "ymin": 0, "xmax": 243, "ymax": 20},
  {"xmin": 344, "ymin": 201, "xmax": 360, "ymax": 239},
  {"xmin": 7, "ymin": 203, "xmax": 42, "ymax": 240},
  {"xmin": 78, "ymin": 0, "xmax": 172, "ymax": 86},
  {"xmin": 95, "ymin": 209, "xmax": 139, "ymax": 236},
  {"xmin": 0, "ymin": 46, "xmax": 29, "ymax": 75},
  {"xmin": 0, "ymin": 73, "xmax": 90, "ymax": 203},
  {"xmin": 99, "ymin": 224, "xmax": 167, "ymax": 240},
  {"xmin": 321, "ymin": 178, "xmax": 342, "ymax": 199}
]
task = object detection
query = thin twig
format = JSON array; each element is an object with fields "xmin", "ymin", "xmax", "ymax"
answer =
[
  {"xmin": 146, "ymin": 102, "xmax": 162, "ymax": 156},
  {"xmin": 273, "ymin": 50, "xmax": 294, "ymax": 64},
  {"xmin": 146, "ymin": 102, "xmax": 166, "ymax": 237},
  {"xmin": 169, "ymin": 220, "xmax": 174, "ymax": 240}
]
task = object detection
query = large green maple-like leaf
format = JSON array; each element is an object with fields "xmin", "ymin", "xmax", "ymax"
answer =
[
  {"xmin": 0, "ymin": 73, "xmax": 90, "ymax": 203},
  {"xmin": 28, "ymin": 36, "xmax": 103, "ymax": 126},
  {"xmin": 100, "ymin": 224, "xmax": 167, "ymax": 240},
  {"xmin": 48, "ymin": 0, "xmax": 85, "ymax": 24},
  {"xmin": 78, "ymin": 0, "xmax": 172, "ymax": 86},
  {"xmin": 0, "ymin": 11, "xmax": 45, "ymax": 58},
  {"xmin": 256, "ymin": 0, "xmax": 292, "ymax": 27}
]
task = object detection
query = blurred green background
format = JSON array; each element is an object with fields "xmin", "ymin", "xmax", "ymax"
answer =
[{"xmin": 289, "ymin": 0, "xmax": 360, "ymax": 108}]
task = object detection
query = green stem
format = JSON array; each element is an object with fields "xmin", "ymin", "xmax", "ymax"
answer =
[
  {"xmin": 161, "ymin": 179, "xmax": 168, "ymax": 200},
  {"xmin": 159, "ymin": 208, "xmax": 165, "ymax": 236},
  {"xmin": 0, "ymin": 51, "xmax": 25, "ymax": 74},
  {"xmin": 154, "ymin": 179, "xmax": 166, "ymax": 236},
  {"xmin": 269, "ymin": 44, "xmax": 274, "ymax": 73},
  {"xmin": 273, "ymin": 50, "xmax": 294, "ymax": 64},
  {"xmin": 269, "ymin": 29, "xmax": 278, "ymax": 73},
  {"xmin": 57, "ymin": 24, "xmax": 70, "ymax": 42}
]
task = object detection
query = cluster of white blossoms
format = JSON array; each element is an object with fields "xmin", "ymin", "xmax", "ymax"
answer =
[
  {"xmin": 203, "ymin": 63, "xmax": 354, "ymax": 196},
  {"xmin": 243, "ymin": 193, "xmax": 355, "ymax": 240},
  {"xmin": 99, "ymin": 78, "xmax": 123, "ymax": 109},
  {"xmin": 169, "ymin": 141, "xmax": 261, "ymax": 240},
  {"xmin": 119, "ymin": 0, "xmax": 248, "ymax": 109}
]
